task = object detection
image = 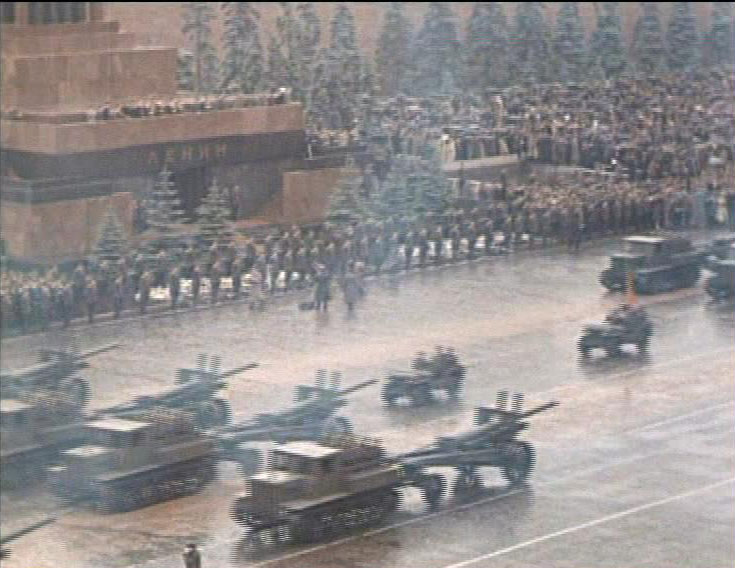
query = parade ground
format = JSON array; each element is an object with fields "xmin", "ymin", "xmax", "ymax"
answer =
[{"xmin": 1, "ymin": 234, "xmax": 733, "ymax": 568}]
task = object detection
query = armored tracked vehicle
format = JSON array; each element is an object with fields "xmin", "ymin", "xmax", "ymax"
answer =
[
  {"xmin": 382, "ymin": 347, "xmax": 466, "ymax": 406},
  {"xmin": 1, "ymin": 396, "xmax": 86, "ymax": 489},
  {"xmin": 230, "ymin": 436, "xmax": 442, "ymax": 544},
  {"xmin": 578, "ymin": 304, "xmax": 653, "ymax": 357},
  {"xmin": 705, "ymin": 243, "xmax": 735, "ymax": 300},
  {"xmin": 48, "ymin": 409, "xmax": 217, "ymax": 512},
  {"xmin": 1, "ymin": 342, "xmax": 118, "ymax": 408},
  {"xmin": 599, "ymin": 236, "xmax": 703, "ymax": 294}
]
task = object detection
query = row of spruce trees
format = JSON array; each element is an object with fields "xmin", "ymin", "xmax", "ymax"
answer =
[{"xmin": 180, "ymin": 3, "xmax": 734, "ymax": 127}]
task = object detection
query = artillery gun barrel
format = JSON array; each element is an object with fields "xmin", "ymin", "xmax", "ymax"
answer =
[
  {"xmin": 338, "ymin": 378, "xmax": 379, "ymax": 395},
  {"xmin": 220, "ymin": 362, "xmax": 259, "ymax": 378},
  {"xmin": 519, "ymin": 400, "xmax": 559, "ymax": 419},
  {"xmin": 39, "ymin": 342, "xmax": 120, "ymax": 360}
]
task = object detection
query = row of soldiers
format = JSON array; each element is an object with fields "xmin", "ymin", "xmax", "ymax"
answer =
[{"xmin": 4, "ymin": 173, "xmax": 729, "ymax": 334}]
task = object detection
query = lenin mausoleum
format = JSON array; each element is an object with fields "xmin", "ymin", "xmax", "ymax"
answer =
[{"xmin": 0, "ymin": 2, "xmax": 344, "ymax": 263}]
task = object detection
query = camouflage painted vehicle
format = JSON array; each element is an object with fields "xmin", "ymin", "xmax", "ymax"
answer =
[
  {"xmin": 48, "ymin": 409, "xmax": 217, "ymax": 512},
  {"xmin": 0, "ymin": 342, "xmax": 118, "ymax": 409},
  {"xmin": 230, "ymin": 436, "xmax": 443, "ymax": 545},
  {"xmin": 599, "ymin": 236, "xmax": 703, "ymax": 294},
  {"xmin": 705, "ymin": 243, "xmax": 735, "ymax": 300},
  {"xmin": 381, "ymin": 347, "xmax": 466, "ymax": 406},
  {"xmin": 578, "ymin": 304, "xmax": 654, "ymax": 357},
  {"xmin": 1, "ymin": 395, "xmax": 86, "ymax": 489}
]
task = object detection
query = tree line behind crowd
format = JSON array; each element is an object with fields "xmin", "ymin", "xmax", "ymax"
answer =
[{"xmin": 179, "ymin": 2, "xmax": 734, "ymax": 130}]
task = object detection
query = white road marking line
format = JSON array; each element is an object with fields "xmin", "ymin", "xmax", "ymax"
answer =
[
  {"xmin": 440, "ymin": 477, "xmax": 735, "ymax": 568},
  {"xmin": 626, "ymin": 400, "xmax": 735, "ymax": 433}
]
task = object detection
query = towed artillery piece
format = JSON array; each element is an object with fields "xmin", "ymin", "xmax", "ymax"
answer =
[
  {"xmin": 231, "ymin": 392, "xmax": 556, "ymax": 547},
  {"xmin": 95, "ymin": 354, "xmax": 257, "ymax": 429},
  {"xmin": 0, "ymin": 517, "xmax": 57, "ymax": 560},
  {"xmin": 600, "ymin": 236, "xmax": 704, "ymax": 294},
  {"xmin": 48, "ymin": 408, "xmax": 218, "ymax": 513},
  {"xmin": 1, "ymin": 395, "xmax": 88, "ymax": 489},
  {"xmin": 398, "ymin": 392, "xmax": 558, "ymax": 493},
  {"xmin": 577, "ymin": 304, "xmax": 653, "ymax": 357},
  {"xmin": 217, "ymin": 372, "xmax": 377, "ymax": 473},
  {"xmin": 705, "ymin": 242, "xmax": 735, "ymax": 300},
  {"xmin": 0, "ymin": 342, "xmax": 118, "ymax": 409},
  {"xmin": 381, "ymin": 347, "xmax": 466, "ymax": 406}
]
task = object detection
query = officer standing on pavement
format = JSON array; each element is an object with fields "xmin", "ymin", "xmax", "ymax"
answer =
[{"xmin": 182, "ymin": 543, "xmax": 201, "ymax": 568}]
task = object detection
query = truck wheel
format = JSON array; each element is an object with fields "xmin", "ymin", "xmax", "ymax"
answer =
[
  {"xmin": 212, "ymin": 399, "xmax": 232, "ymax": 426},
  {"xmin": 605, "ymin": 345, "xmax": 622, "ymax": 358},
  {"xmin": 421, "ymin": 474, "xmax": 445, "ymax": 511},
  {"xmin": 381, "ymin": 385, "xmax": 400, "ymax": 406},
  {"xmin": 577, "ymin": 340, "xmax": 591, "ymax": 358}
]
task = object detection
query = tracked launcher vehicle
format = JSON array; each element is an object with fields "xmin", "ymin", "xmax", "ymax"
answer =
[
  {"xmin": 47, "ymin": 409, "xmax": 217, "ymax": 512},
  {"xmin": 599, "ymin": 236, "xmax": 703, "ymax": 294},
  {"xmin": 382, "ymin": 347, "xmax": 466, "ymax": 406},
  {"xmin": 232, "ymin": 392, "xmax": 556, "ymax": 546},
  {"xmin": 0, "ymin": 342, "xmax": 118, "ymax": 408},
  {"xmin": 1, "ymin": 395, "xmax": 87, "ymax": 489}
]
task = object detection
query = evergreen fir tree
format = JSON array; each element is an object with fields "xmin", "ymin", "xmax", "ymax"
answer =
[
  {"xmin": 147, "ymin": 167, "xmax": 185, "ymax": 237},
  {"xmin": 177, "ymin": 49, "xmax": 195, "ymax": 91},
  {"xmin": 667, "ymin": 2, "xmax": 700, "ymax": 71},
  {"xmin": 94, "ymin": 209, "xmax": 128, "ymax": 264},
  {"xmin": 463, "ymin": 2, "xmax": 511, "ymax": 91},
  {"xmin": 182, "ymin": 2, "xmax": 220, "ymax": 94},
  {"xmin": 412, "ymin": 2, "xmax": 461, "ymax": 96},
  {"xmin": 375, "ymin": 2, "xmax": 413, "ymax": 96},
  {"xmin": 631, "ymin": 3, "xmax": 667, "ymax": 74},
  {"xmin": 590, "ymin": 3, "xmax": 627, "ymax": 79},
  {"xmin": 196, "ymin": 180, "xmax": 233, "ymax": 245},
  {"xmin": 327, "ymin": 169, "xmax": 370, "ymax": 223},
  {"xmin": 554, "ymin": 2, "xmax": 587, "ymax": 83},
  {"xmin": 221, "ymin": 2, "xmax": 264, "ymax": 94},
  {"xmin": 513, "ymin": 2, "xmax": 555, "ymax": 84},
  {"xmin": 308, "ymin": 3, "xmax": 364, "ymax": 130},
  {"xmin": 295, "ymin": 2, "xmax": 322, "ymax": 100},
  {"xmin": 705, "ymin": 2, "xmax": 734, "ymax": 66}
]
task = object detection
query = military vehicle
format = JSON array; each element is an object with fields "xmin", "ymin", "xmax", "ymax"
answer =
[
  {"xmin": 97, "ymin": 354, "xmax": 257, "ymax": 429},
  {"xmin": 217, "ymin": 372, "xmax": 377, "ymax": 473},
  {"xmin": 599, "ymin": 236, "xmax": 703, "ymax": 294},
  {"xmin": 398, "ymin": 392, "xmax": 558, "ymax": 490},
  {"xmin": 705, "ymin": 243, "xmax": 735, "ymax": 300},
  {"xmin": 381, "ymin": 347, "xmax": 466, "ymax": 406},
  {"xmin": 0, "ymin": 517, "xmax": 57, "ymax": 560},
  {"xmin": 577, "ymin": 304, "xmax": 654, "ymax": 357},
  {"xmin": 48, "ymin": 409, "xmax": 217, "ymax": 512},
  {"xmin": 230, "ymin": 436, "xmax": 442, "ymax": 544},
  {"xmin": 0, "ymin": 342, "xmax": 118, "ymax": 408},
  {"xmin": 1, "ymin": 395, "xmax": 87, "ymax": 489},
  {"xmin": 232, "ymin": 392, "xmax": 556, "ymax": 546}
]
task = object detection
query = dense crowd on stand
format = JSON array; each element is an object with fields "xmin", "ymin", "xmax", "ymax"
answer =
[
  {"xmin": 0, "ymin": 89, "xmax": 290, "ymax": 124},
  {"xmin": 2, "ymin": 69, "xmax": 735, "ymax": 335}
]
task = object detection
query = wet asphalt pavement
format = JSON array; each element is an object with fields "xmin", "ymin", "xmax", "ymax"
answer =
[{"xmin": 1, "ymin": 232, "xmax": 733, "ymax": 568}]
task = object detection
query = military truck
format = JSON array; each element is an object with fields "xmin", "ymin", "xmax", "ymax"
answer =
[
  {"xmin": 705, "ymin": 243, "xmax": 735, "ymax": 300},
  {"xmin": 578, "ymin": 304, "xmax": 654, "ymax": 357},
  {"xmin": 599, "ymin": 236, "xmax": 703, "ymax": 294},
  {"xmin": 382, "ymin": 347, "xmax": 466, "ymax": 406},
  {"xmin": 47, "ymin": 409, "xmax": 217, "ymax": 512},
  {"xmin": 1, "ymin": 395, "xmax": 87, "ymax": 489},
  {"xmin": 230, "ymin": 436, "xmax": 442, "ymax": 544}
]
